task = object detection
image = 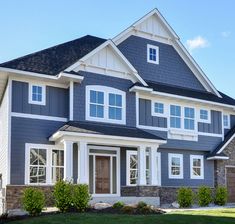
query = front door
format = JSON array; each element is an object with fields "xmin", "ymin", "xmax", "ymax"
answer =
[{"xmin": 95, "ymin": 156, "xmax": 110, "ymax": 194}]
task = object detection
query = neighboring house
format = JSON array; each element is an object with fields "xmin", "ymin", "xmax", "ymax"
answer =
[{"xmin": 0, "ymin": 8, "xmax": 235, "ymax": 212}]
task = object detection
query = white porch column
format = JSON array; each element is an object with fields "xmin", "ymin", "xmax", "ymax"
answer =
[
  {"xmin": 77, "ymin": 141, "xmax": 89, "ymax": 184},
  {"xmin": 137, "ymin": 145, "xmax": 146, "ymax": 185},
  {"xmin": 63, "ymin": 140, "xmax": 73, "ymax": 182},
  {"xmin": 149, "ymin": 146, "xmax": 159, "ymax": 185}
]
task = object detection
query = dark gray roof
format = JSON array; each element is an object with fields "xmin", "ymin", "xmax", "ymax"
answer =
[
  {"xmin": 58, "ymin": 121, "xmax": 165, "ymax": 141},
  {"xmin": 132, "ymin": 81, "xmax": 235, "ymax": 106},
  {"xmin": 207, "ymin": 125, "xmax": 235, "ymax": 158},
  {"xmin": 0, "ymin": 35, "xmax": 106, "ymax": 76}
]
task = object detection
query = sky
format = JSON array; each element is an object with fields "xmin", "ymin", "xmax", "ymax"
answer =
[{"xmin": 0, "ymin": 0, "xmax": 234, "ymax": 97}]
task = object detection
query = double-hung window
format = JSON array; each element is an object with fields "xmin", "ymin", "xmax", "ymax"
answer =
[
  {"xmin": 223, "ymin": 114, "xmax": 230, "ymax": 128},
  {"xmin": 190, "ymin": 155, "xmax": 204, "ymax": 179},
  {"xmin": 29, "ymin": 84, "xmax": 46, "ymax": 105},
  {"xmin": 168, "ymin": 153, "xmax": 183, "ymax": 179},
  {"xmin": 147, "ymin": 44, "xmax": 159, "ymax": 64},
  {"xmin": 86, "ymin": 86, "xmax": 126, "ymax": 124},
  {"xmin": 184, "ymin": 107, "xmax": 195, "ymax": 130},
  {"xmin": 170, "ymin": 105, "xmax": 181, "ymax": 128}
]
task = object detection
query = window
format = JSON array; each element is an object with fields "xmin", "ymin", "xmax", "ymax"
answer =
[
  {"xmin": 170, "ymin": 105, "xmax": 181, "ymax": 128},
  {"xmin": 29, "ymin": 148, "xmax": 47, "ymax": 184},
  {"xmin": 29, "ymin": 84, "xmax": 46, "ymax": 105},
  {"xmin": 184, "ymin": 107, "xmax": 195, "ymax": 130},
  {"xmin": 26, "ymin": 144, "xmax": 64, "ymax": 185},
  {"xmin": 109, "ymin": 93, "xmax": 122, "ymax": 120},
  {"xmin": 190, "ymin": 155, "xmax": 204, "ymax": 179},
  {"xmin": 223, "ymin": 114, "xmax": 230, "ymax": 128},
  {"xmin": 168, "ymin": 153, "xmax": 183, "ymax": 179},
  {"xmin": 90, "ymin": 90, "xmax": 104, "ymax": 118},
  {"xmin": 126, "ymin": 151, "xmax": 138, "ymax": 185},
  {"xmin": 152, "ymin": 102, "xmax": 165, "ymax": 117},
  {"xmin": 199, "ymin": 109, "xmax": 210, "ymax": 123},
  {"xmin": 86, "ymin": 86, "xmax": 126, "ymax": 124},
  {"xmin": 147, "ymin": 44, "xmax": 159, "ymax": 64},
  {"xmin": 52, "ymin": 150, "xmax": 64, "ymax": 183}
]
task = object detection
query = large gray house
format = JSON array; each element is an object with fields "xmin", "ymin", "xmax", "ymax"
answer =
[{"xmin": 1, "ymin": 9, "xmax": 235, "ymax": 212}]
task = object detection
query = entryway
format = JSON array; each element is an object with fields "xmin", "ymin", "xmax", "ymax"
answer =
[{"xmin": 226, "ymin": 167, "xmax": 235, "ymax": 202}]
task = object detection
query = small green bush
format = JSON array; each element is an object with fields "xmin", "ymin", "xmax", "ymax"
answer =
[
  {"xmin": 197, "ymin": 186, "xmax": 212, "ymax": 207},
  {"xmin": 136, "ymin": 201, "xmax": 147, "ymax": 210},
  {"xmin": 177, "ymin": 187, "xmax": 193, "ymax": 208},
  {"xmin": 112, "ymin": 201, "xmax": 125, "ymax": 209},
  {"xmin": 73, "ymin": 184, "xmax": 91, "ymax": 212},
  {"xmin": 121, "ymin": 205, "xmax": 135, "ymax": 214},
  {"xmin": 214, "ymin": 186, "xmax": 228, "ymax": 206},
  {"xmin": 22, "ymin": 187, "xmax": 45, "ymax": 216},
  {"xmin": 53, "ymin": 180, "xmax": 73, "ymax": 212}
]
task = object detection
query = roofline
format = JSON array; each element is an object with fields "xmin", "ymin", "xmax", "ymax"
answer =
[
  {"xmin": 207, "ymin": 156, "xmax": 229, "ymax": 160},
  {"xmin": 216, "ymin": 132, "xmax": 235, "ymax": 155},
  {"xmin": 129, "ymin": 85, "xmax": 235, "ymax": 109},
  {"xmin": 49, "ymin": 130, "xmax": 167, "ymax": 144},
  {"xmin": 64, "ymin": 39, "xmax": 148, "ymax": 86}
]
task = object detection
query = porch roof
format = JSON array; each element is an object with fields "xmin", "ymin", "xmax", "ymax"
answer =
[{"xmin": 50, "ymin": 121, "xmax": 166, "ymax": 143}]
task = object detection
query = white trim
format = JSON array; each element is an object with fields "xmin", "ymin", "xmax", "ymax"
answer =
[
  {"xmin": 86, "ymin": 85, "xmax": 126, "ymax": 125},
  {"xmin": 147, "ymin": 44, "xmax": 159, "ymax": 64},
  {"xmin": 216, "ymin": 132, "xmax": 235, "ymax": 155},
  {"xmin": 223, "ymin": 113, "xmax": 230, "ymax": 129},
  {"xmin": 198, "ymin": 109, "xmax": 211, "ymax": 123},
  {"xmin": 69, "ymin": 81, "xmax": 74, "ymax": 120},
  {"xmin": 25, "ymin": 143, "xmax": 63, "ymax": 185},
  {"xmin": 207, "ymin": 156, "xmax": 229, "ymax": 160},
  {"xmin": 126, "ymin": 150, "xmax": 138, "ymax": 186},
  {"xmin": 151, "ymin": 100, "xmax": 167, "ymax": 117},
  {"xmin": 190, "ymin": 155, "xmax": 204, "ymax": 179},
  {"xmin": 28, "ymin": 83, "xmax": 46, "ymax": 105},
  {"xmin": 168, "ymin": 153, "xmax": 183, "ymax": 179},
  {"xmin": 197, "ymin": 132, "xmax": 223, "ymax": 138},
  {"xmin": 11, "ymin": 112, "xmax": 68, "ymax": 122}
]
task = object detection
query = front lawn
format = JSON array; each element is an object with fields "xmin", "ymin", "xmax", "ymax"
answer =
[{"xmin": 9, "ymin": 208, "xmax": 235, "ymax": 224}]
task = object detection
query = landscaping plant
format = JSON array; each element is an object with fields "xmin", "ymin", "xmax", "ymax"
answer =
[
  {"xmin": 73, "ymin": 184, "xmax": 91, "ymax": 212},
  {"xmin": 22, "ymin": 187, "xmax": 45, "ymax": 216},
  {"xmin": 214, "ymin": 186, "xmax": 228, "ymax": 206},
  {"xmin": 112, "ymin": 201, "xmax": 125, "ymax": 209},
  {"xmin": 197, "ymin": 186, "xmax": 212, "ymax": 207},
  {"xmin": 177, "ymin": 187, "xmax": 193, "ymax": 208}
]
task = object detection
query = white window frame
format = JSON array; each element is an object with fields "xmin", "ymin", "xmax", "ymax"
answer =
[
  {"xmin": 147, "ymin": 44, "xmax": 159, "ymax": 64},
  {"xmin": 170, "ymin": 105, "xmax": 182, "ymax": 129},
  {"xmin": 223, "ymin": 114, "xmax": 230, "ymax": 129},
  {"xmin": 151, "ymin": 101, "xmax": 166, "ymax": 117},
  {"xmin": 86, "ymin": 85, "xmax": 126, "ymax": 124},
  {"xmin": 190, "ymin": 155, "xmax": 204, "ymax": 179},
  {"xmin": 25, "ymin": 143, "xmax": 63, "ymax": 185},
  {"xmin": 28, "ymin": 84, "xmax": 46, "ymax": 105},
  {"xmin": 168, "ymin": 153, "xmax": 183, "ymax": 179},
  {"xmin": 126, "ymin": 150, "xmax": 138, "ymax": 186},
  {"xmin": 184, "ymin": 107, "xmax": 195, "ymax": 131},
  {"xmin": 198, "ymin": 109, "xmax": 211, "ymax": 123}
]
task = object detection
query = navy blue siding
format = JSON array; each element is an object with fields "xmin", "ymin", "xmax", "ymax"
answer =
[
  {"xmin": 198, "ymin": 111, "xmax": 222, "ymax": 134},
  {"xmin": 230, "ymin": 115, "xmax": 235, "ymax": 128},
  {"xmin": 118, "ymin": 35, "xmax": 206, "ymax": 91},
  {"xmin": 11, "ymin": 117, "xmax": 65, "ymax": 185},
  {"xmin": 139, "ymin": 98, "xmax": 167, "ymax": 128},
  {"xmin": 159, "ymin": 149, "xmax": 214, "ymax": 187},
  {"xmin": 73, "ymin": 71, "xmax": 136, "ymax": 127},
  {"xmin": 12, "ymin": 81, "xmax": 69, "ymax": 118}
]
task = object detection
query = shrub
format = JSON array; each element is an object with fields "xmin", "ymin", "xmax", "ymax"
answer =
[
  {"xmin": 22, "ymin": 187, "xmax": 45, "ymax": 216},
  {"xmin": 214, "ymin": 186, "xmax": 228, "ymax": 206},
  {"xmin": 53, "ymin": 180, "xmax": 73, "ymax": 212},
  {"xmin": 136, "ymin": 201, "xmax": 153, "ymax": 214},
  {"xmin": 112, "ymin": 201, "xmax": 125, "ymax": 209},
  {"xmin": 121, "ymin": 205, "xmax": 135, "ymax": 214},
  {"xmin": 73, "ymin": 184, "xmax": 91, "ymax": 212},
  {"xmin": 197, "ymin": 186, "xmax": 212, "ymax": 207},
  {"xmin": 177, "ymin": 187, "xmax": 193, "ymax": 208},
  {"xmin": 136, "ymin": 201, "xmax": 147, "ymax": 210}
]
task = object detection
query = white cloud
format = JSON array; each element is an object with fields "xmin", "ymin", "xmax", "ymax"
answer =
[
  {"xmin": 221, "ymin": 31, "xmax": 231, "ymax": 38},
  {"xmin": 186, "ymin": 36, "xmax": 209, "ymax": 53}
]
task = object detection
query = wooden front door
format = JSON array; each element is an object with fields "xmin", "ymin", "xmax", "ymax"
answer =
[
  {"xmin": 95, "ymin": 156, "xmax": 110, "ymax": 194},
  {"xmin": 227, "ymin": 167, "xmax": 235, "ymax": 202}
]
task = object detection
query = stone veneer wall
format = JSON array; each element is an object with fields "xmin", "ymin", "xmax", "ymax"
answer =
[
  {"xmin": 121, "ymin": 186, "xmax": 160, "ymax": 197},
  {"xmin": 215, "ymin": 138, "xmax": 235, "ymax": 186},
  {"xmin": 6, "ymin": 185, "xmax": 54, "ymax": 210}
]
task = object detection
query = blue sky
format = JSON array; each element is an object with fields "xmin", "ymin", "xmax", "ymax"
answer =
[{"xmin": 0, "ymin": 0, "xmax": 234, "ymax": 96}]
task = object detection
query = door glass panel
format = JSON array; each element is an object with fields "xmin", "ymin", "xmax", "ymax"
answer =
[
  {"xmin": 89, "ymin": 155, "xmax": 94, "ymax": 194},
  {"xmin": 112, "ymin": 157, "xmax": 117, "ymax": 194}
]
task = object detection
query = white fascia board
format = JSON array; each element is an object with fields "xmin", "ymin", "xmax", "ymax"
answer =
[
  {"xmin": 216, "ymin": 133, "xmax": 235, "ymax": 154},
  {"xmin": 58, "ymin": 72, "xmax": 84, "ymax": 82},
  {"xmin": 207, "ymin": 156, "xmax": 229, "ymax": 160},
  {"xmin": 49, "ymin": 130, "xmax": 167, "ymax": 145},
  {"xmin": 129, "ymin": 85, "xmax": 153, "ymax": 93}
]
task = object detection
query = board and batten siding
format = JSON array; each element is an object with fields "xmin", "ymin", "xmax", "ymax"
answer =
[
  {"xmin": 118, "ymin": 35, "xmax": 206, "ymax": 92},
  {"xmin": 73, "ymin": 71, "xmax": 136, "ymax": 126},
  {"xmin": 12, "ymin": 81, "xmax": 69, "ymax": 118}
]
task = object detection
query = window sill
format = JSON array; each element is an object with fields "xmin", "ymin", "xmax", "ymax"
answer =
[{"xmin": 168, "ymin": 129, "xmax": 198, "ymax": 141}]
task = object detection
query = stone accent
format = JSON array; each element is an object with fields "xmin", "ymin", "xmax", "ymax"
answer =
[
  {"xmin": 121, "ymin": 186, "xmax": 160, "ymax": 197},
  {"xmin": 6, "ymin": 185, "xmax": 54, "ymax": 211},
  {"xmin": 215, "ymin": 138, "xmax": 235, "ymax": 186}
]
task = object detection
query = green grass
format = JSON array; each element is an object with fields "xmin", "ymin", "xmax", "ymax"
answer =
[{"xmin": 9, "ymin": 208, "xmax": 235, "ymax": 224}]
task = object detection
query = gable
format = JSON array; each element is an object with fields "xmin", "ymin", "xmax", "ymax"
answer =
[{"xmin": 113, "ymin": 9, "xmax": 221, "ymax": 97}]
